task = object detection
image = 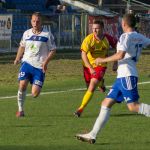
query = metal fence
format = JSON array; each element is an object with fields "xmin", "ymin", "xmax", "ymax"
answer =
[
  {"xmin": 8, "ymin": 13, "xmax": 88, "ymax": 51},
  {"xmin": 42, "ymin": 13, "xmax": 88, "ymax": 50},
  {"xmin": 1, "ymin": 13, "xmax": 150, "ymax": 52},
  {"xmin": 138, "ymin": 15, "xmax": 150, "ymax": 38}
]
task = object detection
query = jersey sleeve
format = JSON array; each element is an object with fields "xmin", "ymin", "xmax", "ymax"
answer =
[
  {"xmin": 47, "ymin": 32, "xmax": 56, "ymax": 51},
  {"xmin": 104, "ymin": 34, "xmax": 117, "ymax": 48},
  {"xmin": 142, "ymin": 35, "xmax": 150, "ymax": 48},
  {"xmin": 117, "ymin": 33, "xmax": 129, "ymax": 52},
  {"xmin": 80, "ymin": 36, "xmax": 91, "ymax": 53},
  {"xmin": 20, "ymin": 31, "xmax": 26, "ymax": 47}
]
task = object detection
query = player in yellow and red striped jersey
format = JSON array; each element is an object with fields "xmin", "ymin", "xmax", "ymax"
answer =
[{"xmin": 74, "ymin": 20, "xmax": 117, "ymax": 117}]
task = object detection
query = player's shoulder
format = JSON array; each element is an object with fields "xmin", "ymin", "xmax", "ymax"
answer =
[
  {"xmin": 119, "ymin": 32, "xmax": 130, "ymax": 41},
  {"xmin": 23, "ymin": 28, "xmax": 32, "ymax": 35},
  {"xmin": 42, "ymin": 28, "xmax": 53, "ymax": 37},
  {"xmin": 103, "ymin": 33, "xmax": 112, "ymax": 38},
  {"xmin": 103, "ymin": 33, "xmax": 115, "ymax": 41},
  {"xmin": 83, "ymin": 33, "xmax": 94, "ymax": 43},
  {"xmin": 85, "ymin": 33, "xmax": 94, "ymax": 40},
  {"xmin": 42, "ymin": 28, "xmax": 49, "ymax": 33}
]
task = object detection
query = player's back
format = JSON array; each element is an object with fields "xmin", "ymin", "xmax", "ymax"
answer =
[
  {"xmin": 117, "ymin": 31, "xmax": 150, "ymax": 78},
  {"xmin": 120, "ymin": 31, "xmax": 149, "ymax": 62}
]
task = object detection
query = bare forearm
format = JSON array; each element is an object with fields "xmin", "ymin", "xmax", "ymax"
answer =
[
  {"xmin": 14, "ymin": 46, "xmax": 25, "ymax": 64},
  {"xmin": 95, "ymin": 51, "xmax": 126, "ymax": 66},
  {"xmin": 42, "ymin": 49, "xmax": 56, "ymax": 73},
  {"xmin": 82, "ymin": 51, "xmax": 93, "ymax": 69},
  {"xmin": 100, "ymin": 51, "xmax": 125, "ymax": 63},
  {"xmin": 44, "ymin": 49, "xmax": 56, "ymax": 65}
]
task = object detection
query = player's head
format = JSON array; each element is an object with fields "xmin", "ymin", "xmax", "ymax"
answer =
[
  {"xmin": 122, "ymin": 13, "xmax": 136, "ymax": 32},
  {"xmin": 92, "ymin": 20, "xmax": 104, "ymax": 37},
  {"xmin": 31, "ymin": 12, "xmax": 42, "ymax": 31}
]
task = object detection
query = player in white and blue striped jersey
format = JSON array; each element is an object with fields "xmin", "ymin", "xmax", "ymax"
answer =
[{"xmin": 14, "ymin": 12, "xmax": 56, "ymax": 117}]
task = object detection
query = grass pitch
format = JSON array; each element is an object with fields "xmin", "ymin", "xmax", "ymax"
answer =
[{"xmin": 0, "ymin": 52, "xmax": 150, "ymax": 150}]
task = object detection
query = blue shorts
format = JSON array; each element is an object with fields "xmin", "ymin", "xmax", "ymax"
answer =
[
  {"xmin": 18, "ymin": 62, "xmax": 45, "ymax": 87},
  {"xmin": 107, "ymin": 76, "xmax": 139, "ymax": 103}
]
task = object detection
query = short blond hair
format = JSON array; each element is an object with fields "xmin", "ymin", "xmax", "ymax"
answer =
[{"xmin": 32, "ymin": 12, "xmax": 42, "ymax": 18}]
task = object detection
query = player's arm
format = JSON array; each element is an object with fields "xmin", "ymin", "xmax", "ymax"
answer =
[
  {"xmin": 105, "ymin": 34, "xmax": 118, "ymax": 71},
  {"xmin": 14, "ymin": 46, "xmax": 25, "ymax": 65},
  {"xmin": 95, "ymin": 50, "xmax": 126, "ymax": 65},
  {"xmin": 42, "ymin": 49, "xmax": 56, "ymax": 73},
  {"xmin": 81, "ymin": 51, "xmax": 95, "ymax": 75}
]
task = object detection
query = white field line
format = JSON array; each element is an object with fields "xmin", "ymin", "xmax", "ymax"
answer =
[{"xmin": 0, "ymin": 81, "xmax": 150, "ymax": 100}]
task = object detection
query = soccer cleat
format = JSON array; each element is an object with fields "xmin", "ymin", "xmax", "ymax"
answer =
[
  {"xmin": 74, "ymin": 109, "xmax": 83, "ymax": 117},
  {"xmin": 16, "ymin": 111, "xmax": 25, "ymax": 117},
  {"xmin": 75, "ymin": 133, "xmax": 96, "ymax": 144}
]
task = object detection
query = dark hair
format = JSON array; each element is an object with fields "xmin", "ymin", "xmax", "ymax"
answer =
[
  {"xmin": 123, "ymin": 13, "xmax": 136, "ymax": 28},
  {"xmin": 93, "ymin": 20, "xmax": 104, "ymax": 28}
]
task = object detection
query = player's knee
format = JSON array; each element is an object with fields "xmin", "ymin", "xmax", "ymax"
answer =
[
  {"xmin": 128, "ymin": 106, "xmax": 134, "ymax": 112},
  {"xmin": 101, "ymin": 98, "xmax": 115, "ymax": 108},
  {"xmin": 32, "ymin": 91, "xmax": 40, "ymax": 98},
  {"xmin": 127, "ymin": 104, "xmax": 139, "ymax": 112},
  {"xmin": 127, "ymin": 102, "xmax": 139, "ymax": 112},
  {"xmin": 19, "ymin": 84, "xmax": 27, "ymax": 91}
]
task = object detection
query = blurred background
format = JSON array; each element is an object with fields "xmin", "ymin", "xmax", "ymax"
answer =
[{"xmin": 0, "ymin": 0, "xmax": 149, "ymax": 52}]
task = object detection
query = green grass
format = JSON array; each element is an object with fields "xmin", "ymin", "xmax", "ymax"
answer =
[{"xmin": 0, "ymin": 53, "xmax": 150, "ymax": 150}]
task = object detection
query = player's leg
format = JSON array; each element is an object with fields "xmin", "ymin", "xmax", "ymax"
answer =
[
  {"xmin": 31, "ymin": 67, "xmax": 45, "ymax": 98},
  {"xmin": 97, "ymin": 66, "xmax": 106, "ymax": 93},
  {"xmin": 127, "ymin": 102, "xmax": 150, "ymax": 117},
  {"xmin": 74, "ymin": 66, "xmax": 106, "ymax": 117},
  {"xmin": 75, "ymin": 78, "xmax": 99, "ymax": 116},
  {"xmin": 16, "ymin": 79, "xmax": 29, "ymax": 117},
  {"xmin": 76, "ymin": 78, "xmax": 122, "ymax": 143},
  {"xmin": 98, "ymin": 78, "xmax": 106, "ymax": 93},
  {"xmin": 76, "ymin": 98, "xmax": 116, "ymax": 143},
  {"xmin": 16, "ymin": 62, "xmax": 30, "ymax": 117},
  {"xmin": 31, "ymin": 84, "xmax": 41, "ymax": 98},
  {"xmin": 120, "ymin": 76, "xmax": 150, "ymax": 117},
  {"xmin": 77, "ymin": 66, "xmax": 106, "ymax": 112},
  {"xmin": 74, "ymin": 67, "xmax": 91, "ymax": 117}
]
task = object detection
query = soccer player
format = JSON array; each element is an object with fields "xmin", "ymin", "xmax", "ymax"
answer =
[
  {"xmin": 74, "ymin": 20, "xmax": 117, "ymax": 117},
  {"xmin": 14, "ymin": 12, "xmax": 56, "ymax": 117},
  {"xmin": 76, "ymin": 13, "xmax": 150, "ymax": 143}
]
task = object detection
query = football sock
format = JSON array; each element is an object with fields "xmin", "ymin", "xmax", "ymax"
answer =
[
  {"xmin": 90, "ymin": 106, "xmax": 111, "ymax": 139},
  {"xmin": 17, "ymin": 90, "xmax": 26, "ymax": 112},
  {"xmin": 138, "ymin": 103, "xmax": 150, "ymax": 117},
  {"xmin": 78, "ymin": 90, "xmax": 93, "ymax": 110}
]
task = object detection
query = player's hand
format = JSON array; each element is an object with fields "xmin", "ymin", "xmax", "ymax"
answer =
[
  {"xmin": 95, "ymin": 58, "xmax": 104, "ymax": 65},
  {"xmin": 89, "ymin": 67, "xmax": 96, "ymax": 75},
  {"xmin": 14, "ymin": 59, "xmax": 20, "ymax": 65}
]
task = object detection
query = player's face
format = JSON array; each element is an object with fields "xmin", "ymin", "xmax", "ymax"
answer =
[
  {"xmin": 31, "ymin": 15, "xmax": 42, "ymax": 31},
  {"xmin": 92, "ymin": 24, "xmax": 103, "ymax": 37}
]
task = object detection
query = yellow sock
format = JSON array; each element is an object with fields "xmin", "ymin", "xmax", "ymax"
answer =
[{"xmin": 78, "ymin": 90, "xmax": 93, "ymax": 110}]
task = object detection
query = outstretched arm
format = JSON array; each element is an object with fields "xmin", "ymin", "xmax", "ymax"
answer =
[{"xmin": 95, "ymin": 50, "xmax": 126, "ymax": 65}]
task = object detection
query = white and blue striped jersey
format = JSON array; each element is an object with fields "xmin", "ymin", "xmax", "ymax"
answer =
[
  {"xmin": 20, "ymin": 28, "xmax": 56, "ymax": 69},
  {"xmin": 117, "ymin": 31, "xmax": 150, "ymax": 78}
]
